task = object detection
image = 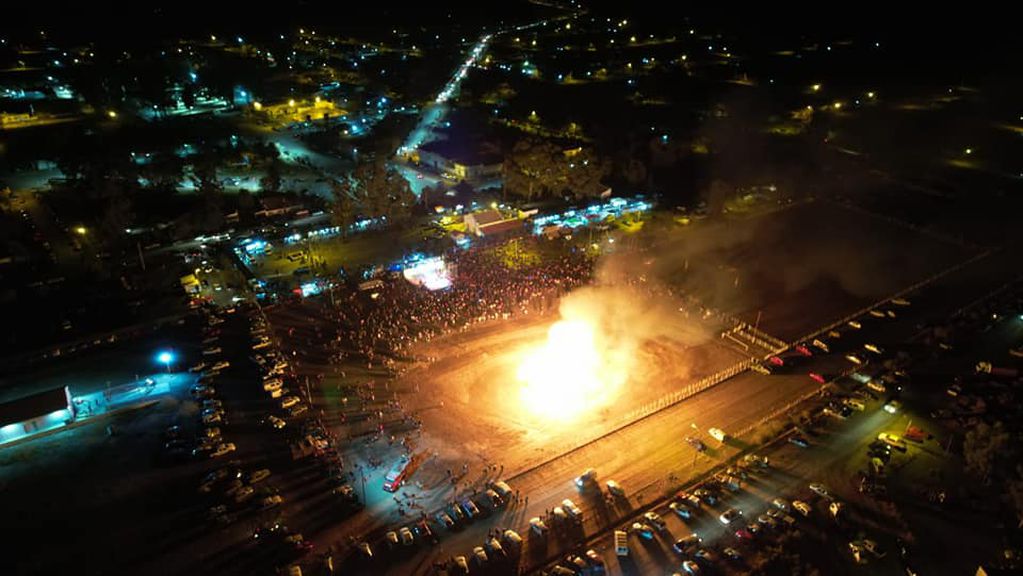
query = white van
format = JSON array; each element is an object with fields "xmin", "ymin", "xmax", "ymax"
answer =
[
  {"xmin": 709, "ymin": 427, "xmax": 727, "ymax": 442},
  {"xmin": 614, "ymin": 530, "xmax": 629, "ymax": 556}
]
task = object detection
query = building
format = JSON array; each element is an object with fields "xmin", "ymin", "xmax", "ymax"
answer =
[
  {"xmin": 464, "ymin": 209, "xmax": 523, "ymax": 237},
  {"xmin": 256, "ymin": 195, "xmax": 305, "ymax": 218},
  {"xmin": 0, "ymin": 386, "xmax": 75, "ymax": 445},
  {"xmin": 416, "ymin": 139, "xmax": 503, "ymax": 185}
]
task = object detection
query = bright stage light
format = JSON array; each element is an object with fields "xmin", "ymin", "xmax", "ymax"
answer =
[
  {"xmin": 517, "ymin": 319, "xmax": 624, "ymax": 421},
  {"xmin": 402, "ymin": 256, "xmax": 451, "ymax": 291}
]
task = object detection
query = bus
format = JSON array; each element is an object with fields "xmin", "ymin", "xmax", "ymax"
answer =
[{"xmin": 383, "ymin": 455, "xmax": 412, "ymax": 492}]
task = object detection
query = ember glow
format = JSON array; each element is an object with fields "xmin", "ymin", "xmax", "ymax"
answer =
[{"xmin": 517, "ymin": 318, "xmax": 626, "ymax": 420}]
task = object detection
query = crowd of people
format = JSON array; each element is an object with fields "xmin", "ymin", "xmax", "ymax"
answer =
[{"xmin": 328, "ymin": 237, "xmax": 594, "ymax": 361}]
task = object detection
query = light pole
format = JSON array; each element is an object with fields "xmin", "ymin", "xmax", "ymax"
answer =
[
  {"xmin": 156, "ymin": 350, "xmax": 176, "ymax": 373},
  {"xmin": 357, "ymin": 464, "xmax": 367, "ymax": 505}
]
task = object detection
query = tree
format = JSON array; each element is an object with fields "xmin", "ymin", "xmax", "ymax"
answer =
[
  {"xmin": 503, "ymin": 139, "xmax": 609, "ymax": 200},
  {"xmin": 259, "ymin": 160, "xmax": 282, "ymax": 195},
  {"xmin": 1007, "ymin": 465, "xmax": 1023, "ymax": 529},
  {"xmin": 385, "ymin": 173, "xmax": 417, "ymax": 226},
  {"xmin": 198, "ymin": 187, "xmax": 226, "ymax": 231},
  {"xmin": 0, "ymin": 184, "xmax": 12, "ymax": 214},
  {"xmin": 963, "ymin": 421, "xmax": 1010, "ymax": 483},
  {"xmin": 236, "ymin": 189, "xmax": 256, "ymax": 225},
  {"xmin": 192, "ymin": 153, "xmax": 221, "ymax": 196},
  {"xmin": 143, "ymin": 154, "xmax": 183, "ymax": 192},
  {"xmin": 748, "ymin": 530, "xmax": 821, "ymax": 576},
  {"xmin": 329, "ymin": 177, "xmax": 357, "ymax": 237},
  {"xmin": 503, "ymin": 139, "xmax": 562, "ymax": 200},
  {"xmin": 357, "ymin": 161, "xmax": 390, "ymax": 219},
  {"xmin": 92, "ymin": 177, "xmax": 135, "ymax": 242},
  {"xmin": 620, "ymin": 157, "xmax": 648, "ymax": 189},
  {"xmin": 704, "ymin": 179, "xmax": 733, "ymax": 216},
  {"xmin": 563, "ymin": 148, "xmax": 610, "ymax": 199}
]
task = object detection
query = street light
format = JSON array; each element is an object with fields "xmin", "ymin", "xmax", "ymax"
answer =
[
  {"xmin": 74, "ymin": 226, "xmax": 87, "ymax": 236},
  {"xmin": 156, "ymin": 350, "xmax": 176, "ymax": 372}
]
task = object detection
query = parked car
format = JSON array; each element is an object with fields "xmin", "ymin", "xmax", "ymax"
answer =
[
  {"xmin": 843, "ymin": 398, "xmax": 866, "ymax": 411},
  {"xmin": 211, "ymin": 443, "xmax": 236, "ymax": 458},
  {"xmin": 643, "ymin": 511, "xmax": 667, "ymax": 531},
  {"xmin": 460, "ymin": 499, "xmax": 480, "ymax": 519},
  {"xmin": 561, "ymin": 498, "xmax": 583, "ymax": 521},
  {"xmin": 719, "ymin": 508, "xmax": 742, "ymax": 525},
  {"xmin": 669, "ymin": 500, "xmax": 693, "ymax": 519},
  {"xmin": 575, "ymin": 468, "xmax": 598, "ymax": 489},
  {"xmin": 503, "ymin": 529, "xmax": 523, "ymax": 548},
  {"xmin": 693, "ymin": 488, "xmax": 717, "ymax": 505},
  {"xmin": 630, "ymin": 522, "xmax": 654, "ymax": 540},
  {"xmin": 247, "ymin": 469, "xmax": 271, "ymax": 483},
  {"xmin": 845, "ymin": 353, "xmax": 866, "ymax": 365},
  {"xmin": 233, "ymin": 486, "xmax": 255, "ymax": 503},
  {"xmin": 260, "ymin": 495, "xmax": 283, "ymax": 510},
  {"xmin": 878, "ymin": 432, "xmax": 908, "ymax": 452},
  {"xmin": 530, "ymin": 517, "xmax": 548, "ymax": 536},
  {"xmin": 486, "ymin": 538, "xmax": 506, "ymax": 559},
  {"xmin": 672, "ymin": 535, "xmax": 701, "ymax": 554},
  {"xmin": 436, "ymin": 511, "xmax": 455, "ymax": 529}
]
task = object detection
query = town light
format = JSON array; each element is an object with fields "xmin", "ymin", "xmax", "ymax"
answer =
[{"xmin": 74, "ymin": 226, "xmax": 87, "ymax": 235}]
